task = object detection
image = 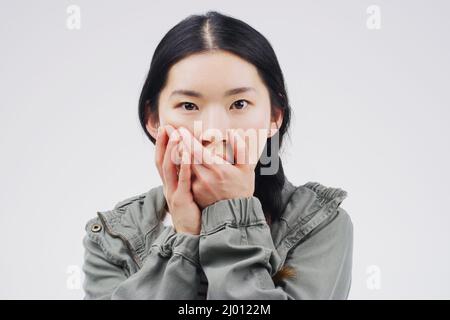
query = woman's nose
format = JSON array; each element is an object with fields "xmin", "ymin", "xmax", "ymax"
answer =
[
  {"xmin": 199, "ymin": 107, "xmax": 230, "ymax": 147},
  {"xmin": 201, "ymin": 139, "xmax": 234, "ymax": 163},
  {"xmin": 201, "ymin": 132, "xmax": 227, "ymax": 148}
]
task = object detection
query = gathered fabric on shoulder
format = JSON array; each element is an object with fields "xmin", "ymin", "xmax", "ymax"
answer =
[{"xmin": 82, "ymin": 178, "xmax": 353, "ymax": 300}]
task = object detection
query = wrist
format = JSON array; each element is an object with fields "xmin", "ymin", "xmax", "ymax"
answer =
[{"xmin": 175, "ymin": 225, "xmax": 201, "ymax": 236}]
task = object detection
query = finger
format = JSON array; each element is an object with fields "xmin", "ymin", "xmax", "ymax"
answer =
[
  {"xmin": 174, "ymin": 131, "xmax": 213, "ymax": 182},
  {"xmin": 228, "ymin": 129, "xmax": 256, "ymax": 169},
  {"xmin": 177, "ymin": 144, "xmax": 192, "ymax": 193},
  {"xmin": 155, "ymin": 125, "xmax": 169, "ymax": 179},
  {"xmin": 228, "ymin": 129, "xmax": 246, "ymax": 166},
  {"xmin": 162, "ymin": 129, "xmax": 181, "ymax": 195},
  {"xmin": 167, "ymin": 125, "xmax": 186, "ymax": 168},
  {"xmin": 191, "ymin": 159, "xmax": 210, "ymax": 182},
  {"xmin": 178, "ymin": 126, "xmax": 229, "ymax": 168},
  {"xmin": 165, "ymin": 124, "xmax": 178, "ymax": 140}
]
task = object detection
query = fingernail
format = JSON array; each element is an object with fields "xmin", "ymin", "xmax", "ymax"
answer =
[
  {"xmin": 166, "ymin": 125, "xmax": 174, "ymax": 136},
  {"xmin": 181, "ymin": 147, "xmax": 189, "ymax": 164},
  {"xmin": 179, "ymin": 128, "xmax": 193, "ymax": 145},
  {"xmin": 170, "ymin": 130, "xmax": 180, "ymax": 142}
]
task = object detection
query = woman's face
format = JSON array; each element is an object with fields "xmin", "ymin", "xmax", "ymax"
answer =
[{"xmin": 147, "ymin": 50, "xmax": 282, "ymax": 163}]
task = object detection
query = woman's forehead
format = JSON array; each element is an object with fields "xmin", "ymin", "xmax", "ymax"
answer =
[{"xmin": 164, "ymin": 51, "xmax": 264, "ymax": 93}]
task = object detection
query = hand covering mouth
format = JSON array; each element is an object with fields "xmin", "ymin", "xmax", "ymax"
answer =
[
  {"xmin": 175, "ymin": 140, "xmax": 234, "ymax": 165},
  {"xmin": 208, "ymin": 142, "xmax": 234, "ymax": 164}
]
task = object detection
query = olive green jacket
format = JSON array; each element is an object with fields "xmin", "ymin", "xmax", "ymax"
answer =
[{"xmin": 82, "ymin": 179, "xmax": 353, "ymax": 299}]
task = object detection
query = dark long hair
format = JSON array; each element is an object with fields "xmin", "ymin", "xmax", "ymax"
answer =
[{"xmin": 138, "ymin": 11, "xmax": 292, "ymax": 225}]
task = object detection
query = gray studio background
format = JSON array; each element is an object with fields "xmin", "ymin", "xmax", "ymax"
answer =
[{"xmin": 1, "ymin": 0, "xmax": 449, "ymax": 299}]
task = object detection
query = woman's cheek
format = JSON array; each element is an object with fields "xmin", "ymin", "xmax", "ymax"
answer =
[{"xmin": 159, "ymin": 108, "xmax": 192, "ymax": 130}]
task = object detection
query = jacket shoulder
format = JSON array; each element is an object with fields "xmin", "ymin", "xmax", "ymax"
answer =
[
  {"xmin": 83, "ymin": 184, "xmax": 167, "ymax": 270},
  {"xmin": 302, "ymin": 181, "xmax": 348, "ymax": 208},
  {"xmin": 275, "ymin": 180, "xmax": 350, "ymax": 249}
]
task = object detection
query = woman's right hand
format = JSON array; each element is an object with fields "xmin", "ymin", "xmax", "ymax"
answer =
[{"xmin": 155, "ymin": 124, "xmax": 201, "ymax": 235}]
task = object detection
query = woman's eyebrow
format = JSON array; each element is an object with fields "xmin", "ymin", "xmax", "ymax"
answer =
[
  {"xmin": 169, "ymin": 87, "xmax": 256, "ymax": 98},
  {"xmin": 224, "ymin": 87, "xmax": 256, "ymax": 96}
]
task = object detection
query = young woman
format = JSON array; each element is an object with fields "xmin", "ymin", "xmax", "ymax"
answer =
[{"xmin": 82, "ymin": 11, "xmax": 353, "ymax": 300}]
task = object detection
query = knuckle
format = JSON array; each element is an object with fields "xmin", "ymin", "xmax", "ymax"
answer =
[
  {"xmin": 197, "ymin": 173, "xmax": 207, "ymax": 185},
  {"xmin": 172, "ymin": 196, "xmax": 184, "ymax": 208},
  {"xmin": 213, "ymin": 168, "xmax": 224, "ymax": 180},
  {"xmin": 192, "ymin": 181, "xmax": 203, "ymax": 195}
]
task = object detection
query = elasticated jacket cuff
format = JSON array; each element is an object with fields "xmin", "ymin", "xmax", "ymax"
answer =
[
  {"xmin": 151, "ymin": 226, "xmax": 200, "ymax": 267},
  {"xmin": 200, "ymin": 197, "xmax": 267, "ymax": 235}
]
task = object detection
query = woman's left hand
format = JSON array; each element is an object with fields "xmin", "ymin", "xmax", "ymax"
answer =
[{"xmin": 177, "ymin": 126, "xmax": 258, "ymax": 210}]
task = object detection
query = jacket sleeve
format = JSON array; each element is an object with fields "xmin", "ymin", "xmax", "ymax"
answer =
[
  {"xmin": 82, "ymin": 224, "xmax": 201, "ymax": 300},
  {"xmin": 198, "ymin": 196, "xmax": 353, "ymax": 300}
]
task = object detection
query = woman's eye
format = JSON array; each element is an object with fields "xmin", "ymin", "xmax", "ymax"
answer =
[
  {"xmin": 178, "ymin": 102, "xmax": 198, "ymax": 111},
  {"xmin": 231, "ymin": 99, "xmax": 249, "ymax": 110}
]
